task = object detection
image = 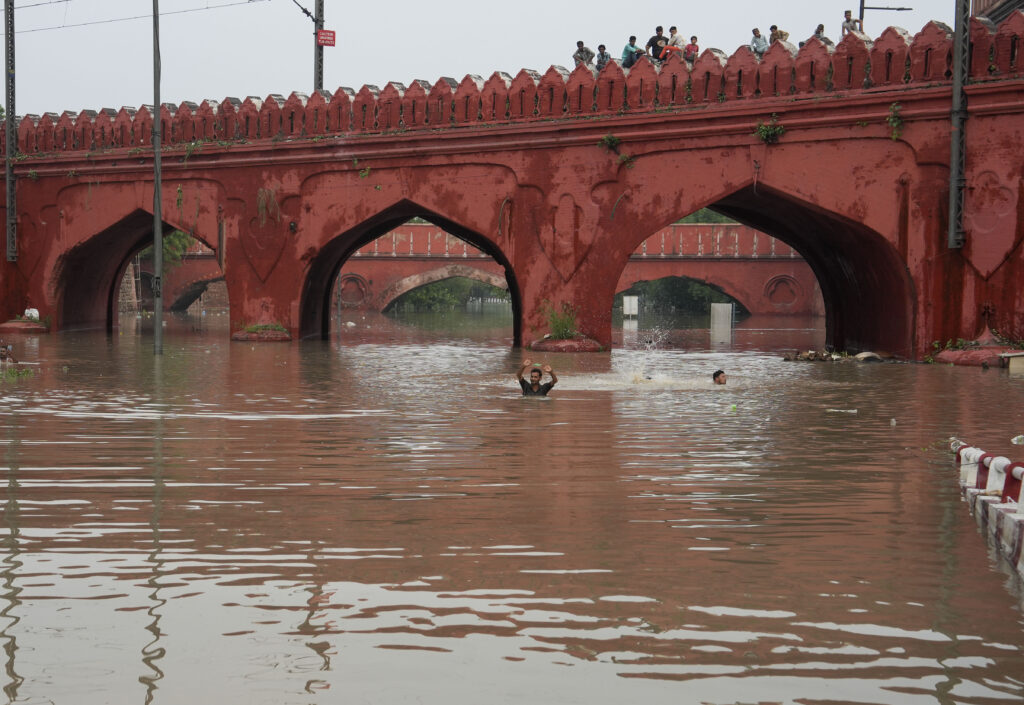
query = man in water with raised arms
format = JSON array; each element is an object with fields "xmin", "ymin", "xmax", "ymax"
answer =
[{"xmin": 516, "ymin": 359, "xmax": 558, "ymax": 396}]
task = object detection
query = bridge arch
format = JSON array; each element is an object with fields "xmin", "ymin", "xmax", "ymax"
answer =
[
  {"xmin": 708, "ymin": 184, "xmax": 915, "ymax": 355},
  {"xmin": 168, "ymin": 275, "xmax": 226, "ymax": 312},
  {"xmin": 300, "ymin": 199, "xmax": 520, "ymax": 340},
  {"xmin": 603, "ymin": 175, "xmax": 914, "ymax": 354},
  {"xmin": 49, "ymin": 180, "xmax": 224, "ymax": 332},
  {"xmin": 378, "ymin": 265, "xmax": 508, "ymax": 311}
]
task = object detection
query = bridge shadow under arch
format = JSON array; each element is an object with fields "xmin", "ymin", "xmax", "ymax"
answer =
[
  {"xmin": 615, "ymin": 277, "xmax": 752, "ymax": 319},
  {"xmin": 703, "ymin": 184, "xmax": 914, "ymax": 355},
  {"xmin": 54, "ymin": 209, "xmax": 222, "ymax": 332},
  {"xmin": 300, "ymin": 200, "xmax": 521, "ymax": 342}
]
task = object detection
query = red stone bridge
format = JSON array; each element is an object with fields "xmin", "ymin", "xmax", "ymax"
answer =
[
  {"xmin": 333, "ymin": 222, "xmax": 821, "ymax": 316},
  {"xmin": 2, "ymin": 15, "xmax": 1023, "ymax": 357}
]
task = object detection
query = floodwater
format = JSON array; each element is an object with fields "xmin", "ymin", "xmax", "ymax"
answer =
[{"xmin": 0, "ymin": 309, "xmax": 1022, "ymax": 705}]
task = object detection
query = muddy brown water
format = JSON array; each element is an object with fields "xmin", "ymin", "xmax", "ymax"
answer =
[{"xmin": 0, "ymin": 311, "xmax": 1021, "ymax": 704}]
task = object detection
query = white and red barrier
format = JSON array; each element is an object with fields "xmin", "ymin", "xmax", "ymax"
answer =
[{"xmin": 951, "ymin": 440, "xmax": 1024, "ymax": 578}]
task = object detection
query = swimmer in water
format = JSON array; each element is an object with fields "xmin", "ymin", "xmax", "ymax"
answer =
[
  {"xmin": 713, "ymin": 369, "xmax": 727, "ymax": 385},
  {"xmin": 0, "ymin": 343, "xmax": 15, "ymax": 364},
  {"xmin": 516, "ymin": 359, "xmax": 558, "ymax": 396}
]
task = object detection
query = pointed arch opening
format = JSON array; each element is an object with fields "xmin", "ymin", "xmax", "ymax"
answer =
[
  {"xmin": 300, "ymin": 201, "xmax": 520, "ymax": 345},
  {"xmin": 53, "ymin": 209, "xmax": 227, "ymax": 333}
]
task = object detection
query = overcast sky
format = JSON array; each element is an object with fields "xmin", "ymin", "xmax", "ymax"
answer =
[{"xmin": 6, "ymin": 0, "xmax": 955, "ymax": 117}]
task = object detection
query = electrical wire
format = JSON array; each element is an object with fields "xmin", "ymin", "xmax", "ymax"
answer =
[
  {"xmin": 10, "ymin": 1, "xmax": 72, "ymax": 10},
  {"xmin": 11, "ymin": 0, "xmax": 270, "ymax": 33}
]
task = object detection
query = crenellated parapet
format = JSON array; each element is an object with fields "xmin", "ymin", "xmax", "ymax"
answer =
[{"xmin": 5, "ymin": 14, "xmax": 1024, "ymax": 157}]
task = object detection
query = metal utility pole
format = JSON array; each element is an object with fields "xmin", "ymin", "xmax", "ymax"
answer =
[
  {"xmin": 290, "ymin": 0, "xmax": 326, "ymax": 92},
  {"xmin": 314, "ymin": 0, "xmax": 324, "ymax": 92},
  {"xmin": 152, "ymin": 0, "xmax": 164, "ymax": 353},
  {"xmin": 947, "ymin": 0, "xmax": 971, "ymax": 249},
  {"xmin": 5, "ymin": 0, "xmax": 15, "ymax": 263}
]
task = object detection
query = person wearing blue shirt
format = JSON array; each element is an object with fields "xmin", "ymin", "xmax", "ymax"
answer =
[{"xmin": 622, "ymin": 36, "xmax": 644, "ymax": 69}]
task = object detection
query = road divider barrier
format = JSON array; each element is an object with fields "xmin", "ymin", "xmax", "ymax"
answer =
[{"xmin": 951, "ymin": 440, "xmax": 1024, "ymax": 579}]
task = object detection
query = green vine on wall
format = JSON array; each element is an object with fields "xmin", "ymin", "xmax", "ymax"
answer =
[
  {"xmin": 886, "ymin": 102, "xmax": 904, "ymax": 140},
  {"xmin": 753, "ymin": 114, "xmax": 785, "ymax": 144}
]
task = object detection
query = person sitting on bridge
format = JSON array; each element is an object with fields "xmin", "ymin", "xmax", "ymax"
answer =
[
  {"xmin": 684, "ymin": 36, "xmax": 700, "ymax": 65},
  {"xmin": 572, "ymin": 40, "xmax": 595, "ymax": 68},
  {"xmin": 517, "ymin": 359, "xmax": 558, "ymax": 396},
  {"xmin": 750, "ymin": 28, "xmax": 769, "ymax": 59},
  {"xmin": 769, "ymin": 25, "xmax": 789, "ymax": 45},
  {"xmin": 713, "ymin": 369, "xmax": 727, "ymax": 385},
  {"xmin": 595, "ymin": 44, "xmax": 612, "ymax": 72},
  {"xmin": 622, "ymin": 36, "xmax": 644, "ymax": 68},
  {"xmin": 841, "ymin": 10, "xmax": 863, "ymax": 36},
  {"xmin": 646, "ymin": 26, "xmax": 669, "ymax": 62},
  {"xmin": 662, "ymin": 26, "xmax": 685, "ymax": 60}
]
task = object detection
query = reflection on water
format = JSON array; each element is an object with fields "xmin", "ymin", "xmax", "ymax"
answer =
[{"xmin": 0, "ymin": 311, "xmax": 1021, "ymax": 704}]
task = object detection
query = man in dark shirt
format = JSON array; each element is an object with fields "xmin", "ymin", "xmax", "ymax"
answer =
[
  {"xmin": 646, "ymin": 26, "xmax": 668, "ymax": 62},
  {"xmin": 517, "ymin": 359, "xmax": 558, "ymax": 396}
]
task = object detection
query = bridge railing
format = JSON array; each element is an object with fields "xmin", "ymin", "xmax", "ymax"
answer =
[
  {"xmin": 349, "ymin": 223, "xmax": 801, "ymax": 260},
  {"xmin": 5, "ymin": 14, "xmax": 1023, "ymax": 157}
]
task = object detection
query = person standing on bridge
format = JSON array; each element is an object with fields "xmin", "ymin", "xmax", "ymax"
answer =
[{"xmin": 517, "ymin": 359, "xmax": 558, "ymax": 396}]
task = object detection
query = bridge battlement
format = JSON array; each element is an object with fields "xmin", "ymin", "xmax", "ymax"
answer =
[{"xmin": 6, "ymin": 15, "xmax": 1023, "ymax": 155}]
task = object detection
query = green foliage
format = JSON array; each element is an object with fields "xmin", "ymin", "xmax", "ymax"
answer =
[
  {"xmin": 597, "ymin": 134, "xmax": 622, "ymax": 152},
  {"xmin": 992, "ymin": 328, "xmax": 1024, "ymax": 349},
  {"xmin": 182, "ymin": 140, "xmax": 205, "ymax": 162},
  {"xmin": 543, "ymin": 301, "xmax": 578, "ymax": 340},
  {"xmin": 616, "ymin": 277, "xmax": 749, "ymax": 316},
  {"xmin": 241, "ymin": 322, "xmax": 288, "ymax": 334},
  {"xmin": 387, "ymin": 277, "xmax": 509, "ymax": 313},
  {"xmin": 138, "ymin": 229, "xmax": 195, "ymax": 268},
  {"xmin": 3, "ymin": 367, "xmax": 33, "ymax": 381},
  {"xmin": 753, "ymin": 113, "xmax": 785, "ymax": 144},
  {"xmin": 676, "ymin": 208, "xmax": 736, "ymax": 224},
  {"xmin": 358, "ymin": 167, "xmax": 372, "ymax": 179},
  {"xmin": 617, "ymin": 153, "xmax": 636, "ymax": 169},
  {"xmin": 886, "ymin": 102, "xmax": 903, "ymax": 140}
]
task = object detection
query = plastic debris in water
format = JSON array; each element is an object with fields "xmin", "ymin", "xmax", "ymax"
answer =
[
  {"xmin": 826, "ymin": 409, "xmax": 858, "ymax": 414},
  {"xmin": 1012, "ymin": 435, "xmax": 1024, "ymax": 445},
  {"xmin": 890, "ymin": 418, "xmax": 897, "ymax": 426},
  {"xmin": 729, "ymin": 404, "xmax": 737, "ymax": 412}
]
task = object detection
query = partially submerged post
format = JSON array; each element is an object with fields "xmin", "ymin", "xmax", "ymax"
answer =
[
  {"xmin": 152, "ymin": 0, "xmax": 164, "ymax": 354},
  {"xmin": 710, "ymin": 303, "xmax": 734, "ymax": 345}
]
